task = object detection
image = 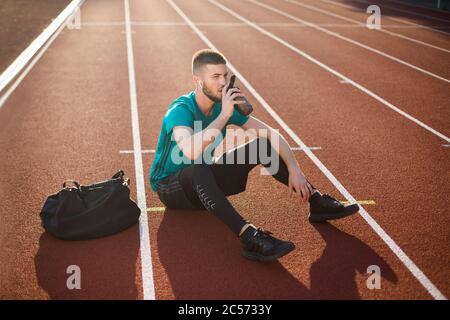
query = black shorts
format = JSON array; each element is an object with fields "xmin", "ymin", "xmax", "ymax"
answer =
[
  {"xmin": 156, "ymin": 162, "xmax": 250, "ymax": 210},
  {"xmin": 156, "ymin": 169, "xmax": 202, "ymax": 210}
]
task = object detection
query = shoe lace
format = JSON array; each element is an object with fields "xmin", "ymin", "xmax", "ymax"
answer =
[
  {"xmin": 255, "ymin": 227, "xmax": 273, "ymax": 237},
  {"xmin": 322, "ymin": 194, "xmax": 338, "ymax": 202},
  {"xmin": 320, "ymin": 193, "xmax": 344, "ymax": 209},
  {"xmin": 249, "ymin": 228, "xmax": 278, "ymax": 251}
]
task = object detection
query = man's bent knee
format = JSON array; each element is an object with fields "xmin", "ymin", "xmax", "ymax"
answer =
[{"xmin": 191, "ymin": 163, "xmax": 214, "ymax": 178}]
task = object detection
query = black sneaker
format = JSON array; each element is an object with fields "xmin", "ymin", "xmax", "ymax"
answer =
[
  {"xmin": 308, "ymin": 192, "xmax": 359, "ymax": 223},
  {"xmin": 240, "ymin": 227, "xmax": 295, "ymax": 262}
]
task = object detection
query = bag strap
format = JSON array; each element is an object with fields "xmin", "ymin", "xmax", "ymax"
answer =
[{"xmin": 62, "ymin": 171, "xmax": 128, "ymax": 191}]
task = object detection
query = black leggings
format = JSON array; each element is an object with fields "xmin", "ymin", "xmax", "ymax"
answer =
[{"xmin": 156, "ymin": 137, "xmax": 315, "ymax": 236}]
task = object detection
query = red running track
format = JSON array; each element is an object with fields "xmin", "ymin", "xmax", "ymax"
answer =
[{"xmin": 0, "ymin": 0, "xmax": 448, "ymax": 299}]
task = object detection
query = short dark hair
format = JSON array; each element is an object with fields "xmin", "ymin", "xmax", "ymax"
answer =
[{"xmin": 192, "ymin": 49, "xmax": 227, "ymax": 74}]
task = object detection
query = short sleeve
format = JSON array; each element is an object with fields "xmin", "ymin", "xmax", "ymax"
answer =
[
  {"xmin": 227, "ymin": 108, "xmax": 250, "ymax": 127},
  {"xmin": 164, "ymin": 105, "xmax": 194, "ymax": 134}
]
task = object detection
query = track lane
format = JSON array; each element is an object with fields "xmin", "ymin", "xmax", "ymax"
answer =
[
  {"xmin": 346, "ymin": 0, "xmax": 450, "ymax": 24},
  {"xmin": 167, "ymin": 0, "xmax": 449, "ymax": 298},
  {"xmin": 310, "ymin": 0, "xmax": 450, "ymax": 49},
  {"xmin": 253, "ymin": 0, "xmax": 450, "ymax": 79},
  {"xmin": 1, "ymin": 0, "xmax": 448, "ymax": 300},
  {"xmin": 212, "ymin": 0, "xmax": 450, "ymax": 135},
  {"xmin": 128, "ymin": 0, "xmax": 447, "ymax": 299},
  {"xmin": 0, "ymin": 0, "xmax": 144, "ymax": 299}
]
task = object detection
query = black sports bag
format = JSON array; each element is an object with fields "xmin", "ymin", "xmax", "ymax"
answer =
[{"xmin": 40, "ymin": 170, "xmax": 140, "ymax": 240}]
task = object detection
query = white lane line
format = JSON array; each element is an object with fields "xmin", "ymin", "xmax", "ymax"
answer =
[
  {"xmin": 318, "ymin": 0, "xmax": 450, "ymax": 35},
  {"xmin": 0, "ymin": 0, "xmax": 84, "ymax": 94},
  {"xmin": 350, "ymin": 0, "xmax": 450, "ymax": 24},
  {"xmin": 120, "ymin": 149, "xmax": 156, "ymax": 154},
  {"xmin": 119, "ymin": 147, "xmax": 322, "ymax": 154},
  {"xmin": 168, "ymin": 0, "xmax": 447, "ymax": 300},
  {"xmin": 209, "ymin": 0, "xmax": 450, "ymax": 143},
  {"xmin": 148, "ymin": 201, "xmax": 376, "ymax": 212},
  {"xmin": 248, "ymin": 0, "xmax": 450, "ymax": 83},
  {"xmin": 284, "ymin": 0, "xmax": 450, "ymax": 53},
  {"xmin": 291, "ymin": 146, "xmax": 322, "ymax": 150},
  {"xmin": 0, "ymin": 0, "xmax": 86, "ymax": 109},
  {"xmin": 79, "ymin": 20, "xmax": 450, "ymax": 29},
  {"xmin": 442, "ymin": 144, "xmax": 450, "ymax": 147},
  {"xmin": 124, "ymin": 0, "xmax": 155, "ymax": 301}
]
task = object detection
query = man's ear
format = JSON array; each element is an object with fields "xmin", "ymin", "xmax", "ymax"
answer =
[{"xmin": 193, "ymin": 75, "xmax": 203, "ymax": 88}]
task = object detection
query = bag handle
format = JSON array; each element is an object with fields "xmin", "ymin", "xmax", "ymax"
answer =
[
  {"xmin": 111, "ymin": 170, "xmax": 130, "ymax": 186},
  {"xmin": 62, "ymin": 180, "xmax": 80, "ymax": 190},
  {"xmin": 62, "ymin": 171, "xmax": 128, "ymax": 191},
  {"xmin": 112, "ymin": 170, "xmax": 124, "ymax": 179}
]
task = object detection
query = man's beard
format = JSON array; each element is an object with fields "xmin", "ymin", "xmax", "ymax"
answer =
[{"xmin": 202, "ymin": 83, "xmax": 221, "ymax": 103}]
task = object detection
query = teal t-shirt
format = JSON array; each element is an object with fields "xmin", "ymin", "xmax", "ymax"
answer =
[{"xmin": 149, "ymin": 91, "xmax": 250, "ymax": 192}]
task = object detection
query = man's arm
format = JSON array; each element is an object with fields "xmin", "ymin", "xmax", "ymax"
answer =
[
  {"xmin": 173, "ymin": 86, "xmax": 245, "ymax": 160},
  {"xmin": 241, "ymin": 116, "xmax": 301, "ymax": 174},
  {"xmin": 241, "ymin": 116, "xmax": 314, "ymax": 201},
  {"xmin": 173, "ymin": 113, "xmax": 228, "ymax": 160}
]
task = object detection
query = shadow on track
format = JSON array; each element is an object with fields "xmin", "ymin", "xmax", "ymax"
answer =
[
  {"xmin": 157, "ymin": 210, "xmax": 397, "ymax": 299},
  {"xmin": 35, "ymin": 225, "xmax": 139, "ymax": 299},
  {"xmin": 309, "ymin": 222, "xmax": 398, "ymax": 299}
]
